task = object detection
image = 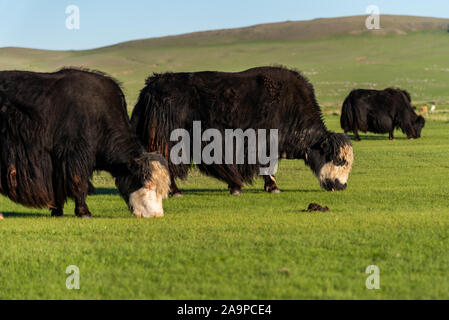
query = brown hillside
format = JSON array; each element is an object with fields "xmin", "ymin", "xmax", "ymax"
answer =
[{"xmin": 103, "ymin": 15, "xmax": 449, "ymax": 50}]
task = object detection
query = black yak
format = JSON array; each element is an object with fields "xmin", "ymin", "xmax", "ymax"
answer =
[
  {"xmin": 0, "ymin": 68, "xmax": 170, "ymax": 218},
  {"xmin": 131, "ymin": 66, "xmax": 354, "ymax": 196},
  {"xmin": 340, "ymin": 88, "xmax": 425, "ymax": 141}
]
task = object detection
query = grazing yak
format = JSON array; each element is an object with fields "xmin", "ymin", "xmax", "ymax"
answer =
[
  {"xmin": 0, "ymin": 68, "xmax": 170, "ymax": 218},
  {"xmin": 131, "ymin": 66, "xmax": 354, "ymax": 196},
  {"xmin": 340, "ymin": 88, "xmax": 425, "ymax": 141}
]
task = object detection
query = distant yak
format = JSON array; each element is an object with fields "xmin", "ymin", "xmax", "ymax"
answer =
[
  {"xmin": 0, "ymin": 68, "xmax": 170, "ymax": 218},
  {"xmin": 131, "ymin": 66, "xmax": 354, "ymax": 196},
  {"xmin": 340, "ymin": 88, "xmax": 425, "ymax": 141}
]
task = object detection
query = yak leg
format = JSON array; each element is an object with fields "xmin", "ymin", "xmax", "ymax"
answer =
[
  {"xmin": 264, "ymin": 175, "xmax": 281, "ymax": 194},
  {"xmin": 51, "ymin": 203, "xmax": 64, "ymax": 217},
  {"xmin": 75, "ymin": 196, "xmax": 92, "ymax": 218},
  {"xmin": 389, "ymin": 131, "xmax": 395, "ymax": 140},
  {"xmin": 353, "ymin": 129, "xmax": 361, "ymax": 141},
  {"xmin": 73, "ymin": 178, "xmax": 92, "ymax": 218},
  {"xmin": 51, "ymin": 179, "xmax": 65, "ymax": 217},
  {"xmin": 166, "ymin": 146, "xmax": 182, "ymax": 197},
  {"xmin": 228, "ymin": 183, "xmax": 243, "ymax": 196},
  {"xmin": 88, "ymin": 181, "xmax": 96, "ymax": 195},
  {"xmin": 169, "ymin": 175, "xmax": 183, "ymax": 198}
]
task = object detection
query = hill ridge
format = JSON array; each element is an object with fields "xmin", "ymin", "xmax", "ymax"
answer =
[
  {"xmin": 1, "ymin": 15, "xmax": 448, "ymax": 52},
  {"xmin": 91, "ymin": 15, "xmax": 449, "ymax": 51}
]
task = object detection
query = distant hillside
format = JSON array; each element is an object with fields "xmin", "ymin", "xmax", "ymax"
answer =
[
  {"xmin": 1, "ymin": 15, "xmax": 449, "ymax": 107},
  {"xmin": 105, "ymin": 15, "xmax": 449, "ymax": 49}
]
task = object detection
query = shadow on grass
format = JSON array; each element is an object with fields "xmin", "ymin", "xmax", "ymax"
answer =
[
  {"xmin": 348, "ymin": 134, "xmax": 408, "ymax": 141},
  {"xmin": 2, "ymin": 211, "xmax": 48, "ymax": 218},
  {"xmin": 2, "ymin": 211, "xmax": 132, "ymax": 219},
  {"xmin": 274, "ymin": 189, "xmax": 322, "ymax": 193},
  {"xmin": 177, "ymin": 188, "xmax": 321, "ymax": 195},
  {"xmin": 181, "ymin": 189, "xmax": 229, "ymax": 194},
  {"xmin": 92, "ymin": 188, "xmax": 119, "ymax": 196}
]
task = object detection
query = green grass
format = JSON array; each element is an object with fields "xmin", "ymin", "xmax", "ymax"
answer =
[
  {"xmin": 1, "ymin": 18, "xmax": 449, "ymax": 299},
  {"xmin": 1, "ymin": 116, "xmax": 448, "ymax": 300}
]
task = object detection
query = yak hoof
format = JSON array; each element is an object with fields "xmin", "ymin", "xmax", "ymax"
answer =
[
  {"xmin": 265, "ymin": 186, "xmax": 281, "ymax": 194},
  {"xmin": 78, "ymin": 214, "xmax": 92, "ymax": 219},
  {"xmin": 76, "ymin": 211, "xmax": 92, "ymax": 219},
  {"xmin": 171, "ymin": 192, "xmax": 183, "ymax": 198},
  {"xmin": 230, "ymin": 189, "xmax": 242, "ymax": 196},
  {"xmin": 51, "ymin": 208, "xmax": 64, "ymax": 217}
]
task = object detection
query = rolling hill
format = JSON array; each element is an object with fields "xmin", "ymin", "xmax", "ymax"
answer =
[{"xmin": 1, "ymin": 15, "xmax": 448, "ymax": 107}]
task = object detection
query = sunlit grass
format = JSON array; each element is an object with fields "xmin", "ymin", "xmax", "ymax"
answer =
[{"xmin": 0, "ymin": 116, "xmax": 448, "ymax": 299}]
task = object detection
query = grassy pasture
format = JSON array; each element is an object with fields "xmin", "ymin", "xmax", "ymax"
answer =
[
  {"xmin": 1, "ymin": 31, "xmax": 449, "ymax": 107},
  {"xmin": 0, "ymin": 116, "xmax": 448, "ymax": 300},
  {"xmin": 0, "ymin": 18, "xmax": 449, "ymax": 299}
]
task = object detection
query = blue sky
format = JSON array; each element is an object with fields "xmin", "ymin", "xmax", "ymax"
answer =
[{"xmin": 0, "ymin": 0, "xmax": 448, "ymax": 50}]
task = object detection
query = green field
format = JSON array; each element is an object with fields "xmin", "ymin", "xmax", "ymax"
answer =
[
  {"xmin": 1, "ymin": 28, "xmax": 449, "ymax": 107},
  {"xmin": 0, "ymin": 117, "xmax": 448, "ymax": 300},
  {"xmin": 1, "ymin": 16, "xmax": 449, "ymax": 299}
]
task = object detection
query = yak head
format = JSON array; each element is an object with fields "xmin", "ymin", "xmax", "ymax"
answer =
[
  {"xmin": 411, "ymin": 115, "xmax": 426, "ymax": 139},
  {"xmin": 115, "ymin": 152, "xmax": 170, "ymax": 218},
  {"xmin": 305, "ymin": 132, "xmax": 354, "ymax": 191},
  {"xmin": 399, "ymin": 89, "xmax": 425, "ymax": 139}
]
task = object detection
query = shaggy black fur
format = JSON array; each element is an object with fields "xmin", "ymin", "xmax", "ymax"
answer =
[
  {"xmin": 131, "ymin": 66, "xmax": 352, "ymax": 195},
  {"xmin": 0, "ymin": 68, "xmax": 166, "ymax": 217},
  {"xmin": 340, "ymin": 88, "xmax": 425, "ymax": 141}
]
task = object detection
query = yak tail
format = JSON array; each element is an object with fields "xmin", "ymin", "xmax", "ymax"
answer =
[
  {"xmin": 340, "ymin": 94, "xmax": 354, "ymax": 132},
  {"xmin": 131, "ymin": 85, "xmax": 190, "ymax": 181},
  {"xmin": 131, "ymin": 87, "xmax": 168, "ymax": 157}
]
